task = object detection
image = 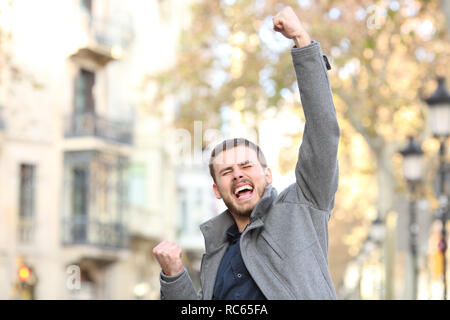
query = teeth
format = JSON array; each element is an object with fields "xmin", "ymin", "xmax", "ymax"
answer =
[{"xmin": 234, "ymin": 185, "xmax": 253, "ymax": 195}]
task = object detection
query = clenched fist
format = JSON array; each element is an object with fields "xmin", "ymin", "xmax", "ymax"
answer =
[
  {"xmin": 152, "ymin": 240, "xmax": 184, "ymax": 277},
  {"xmin": 273, "ymin": 6, "xmax": 311, "ymax": 48}
]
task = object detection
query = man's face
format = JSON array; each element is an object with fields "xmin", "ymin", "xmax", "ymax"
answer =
[{"xmin": 212, "ymin": 146, "xmax": 272, "ymax": 218}]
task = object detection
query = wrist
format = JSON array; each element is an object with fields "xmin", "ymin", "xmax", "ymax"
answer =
[
  {"xmin": 293, "ymin": 33, "xmax": 311, "ymax": 48},
  {"xmin": 163, "ymin": 266, "xmax": 183, "ymax": 277},
  {"xmin": 160, "ymin": 268, "xmax": 185, "ymax": 283}
]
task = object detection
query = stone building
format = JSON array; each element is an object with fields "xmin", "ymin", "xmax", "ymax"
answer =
[{"xmin": 0, "ymin": 0, "xmax": 205, "ymax": 299}]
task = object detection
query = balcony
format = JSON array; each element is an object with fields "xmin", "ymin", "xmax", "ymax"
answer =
[
  {"xmin": 64, "ymin": 112, "xmax": 133, "ymax": 146},
  {"xmin": 71, "ymin": 9, "xmax": 134, "ymax": 66},
  {"xmin": 61, "ymin": 217, "xmax": 128, "ymax": 249},
  {"xmin": 62, "ymin": 150, "xmax": 129, "ymax": 254}
]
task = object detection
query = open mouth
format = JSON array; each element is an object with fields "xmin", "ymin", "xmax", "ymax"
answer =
[{"xmin": 233, "ymin": 183, "xmax": 254, "ymax": 202}]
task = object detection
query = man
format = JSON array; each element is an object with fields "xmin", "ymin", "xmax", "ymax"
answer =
[{"xmin": 152, "ymin": 6, "xmax": 340, "ymax": 300}]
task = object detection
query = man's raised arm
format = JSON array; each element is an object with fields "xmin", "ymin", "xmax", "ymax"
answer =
[{"xmin": 274, "ymin": 7, "xmax": 340, "ymax": 212}]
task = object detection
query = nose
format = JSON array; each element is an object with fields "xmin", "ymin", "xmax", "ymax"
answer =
[{"xmin": 232, "ymin": 167, "xmax": 244, "ymax": 180}]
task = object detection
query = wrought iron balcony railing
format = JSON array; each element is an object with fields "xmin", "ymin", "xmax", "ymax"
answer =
[
  {"xmin": 65, "ymin": 112, "xmax": 133, "ymax": 145},
  {"xmin": 61, "ymin": 217, "xmax": 128, "ymax": 249}
]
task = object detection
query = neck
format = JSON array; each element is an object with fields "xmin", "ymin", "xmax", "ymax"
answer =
[{"xmin": 230, "ymin": 213, "xmax": 250, "ymax": 233}]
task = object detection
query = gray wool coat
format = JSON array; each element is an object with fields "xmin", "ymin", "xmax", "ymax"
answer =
[{"xmin": 159, "ymin": 41, "xmax": 340, "ymax": 300}]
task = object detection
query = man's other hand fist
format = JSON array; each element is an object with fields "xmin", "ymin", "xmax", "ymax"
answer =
[{"xmin": 152, "ymin": 240, "xmax": 184, "ymax": 277}]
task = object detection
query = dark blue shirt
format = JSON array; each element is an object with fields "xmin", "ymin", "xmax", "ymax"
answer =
[{"xmin": 212, "ymin": 223, "xmax": 266, "ymax": 300}]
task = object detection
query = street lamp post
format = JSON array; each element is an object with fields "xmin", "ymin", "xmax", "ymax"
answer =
[
  {"xmin": 369, "ymin": 214, "xmax": 386, "ymax": 299},
  {"xmin": 400, "ymin": 136, "xmax": 424, "ymax": 300},
  {"xmin": 437, "ymin": 139, "xmax": 448, "ymax": 301},
  {"xmin": 370, "ymin": 215, "xmax": 386, "ymax": 245},
  {"xmin": 424, "ymin": 77, "xmax": 450, "ymax": 300}
]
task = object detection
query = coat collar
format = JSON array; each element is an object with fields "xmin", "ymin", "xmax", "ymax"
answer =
[{"xmin": 200, "ymin": 185, "xmax": 278, "ymax": 254}]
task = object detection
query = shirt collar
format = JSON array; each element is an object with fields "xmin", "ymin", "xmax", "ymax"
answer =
[{"xmin": 226, "ymin": 223, "xmax": 241, "ymax": 243}]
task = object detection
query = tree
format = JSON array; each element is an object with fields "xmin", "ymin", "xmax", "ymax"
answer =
[
  {"xmin": 311, "ymin": 0, "xmax": 448, "ymax": 294},
  {"xmin": 0, "ymin": 1, "xmax": 42, "ymax": 96}
]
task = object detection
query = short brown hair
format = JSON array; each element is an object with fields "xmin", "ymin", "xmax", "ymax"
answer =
[{"xmin": 208, "ymin": 138, "xmax": 267, "ymax": 183}]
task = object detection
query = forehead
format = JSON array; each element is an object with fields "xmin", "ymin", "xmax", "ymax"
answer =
[{"xmin": 213, "ymin": 146, "xmax": 259, "ymax": 167}]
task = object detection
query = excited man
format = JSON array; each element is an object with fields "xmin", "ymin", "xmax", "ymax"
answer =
[{"xmin": 152, "ymin": 6, "xmax": 340, "ymax": 300}]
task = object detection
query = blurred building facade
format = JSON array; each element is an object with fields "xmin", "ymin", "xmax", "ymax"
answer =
[
  {"xmin": 0, "ymin": 0, "xmax": 217, "ymax": 300},
  {"xmin": 175, "ymin": 158, "xmax": 223, "ymax": 290}
]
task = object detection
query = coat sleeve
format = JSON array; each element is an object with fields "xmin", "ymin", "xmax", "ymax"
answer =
[
  {"xmin": 291, "ymin": 41, "xmax": 340, "ymax": 213},
  {"xmin": 159, "ymin": 267, "xmax": 202, "ymax": 300}
]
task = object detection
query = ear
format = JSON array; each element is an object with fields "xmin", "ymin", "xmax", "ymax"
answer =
[
  {"xmin": 264, "ymin": 167, "xmax": 272, "ymax": 185},
  {"xmin": 212, "ymin": 183, "xmax": 222, "ymax": 199}
]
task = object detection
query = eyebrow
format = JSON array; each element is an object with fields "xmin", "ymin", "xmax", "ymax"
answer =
[{"xmin": 218, "ymin": 160, "xmax": 252, "ymax": 175}]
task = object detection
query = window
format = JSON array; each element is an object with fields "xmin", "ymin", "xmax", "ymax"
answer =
[
  {"xmin": 72, "ymin": 167, "xmax": 88, "ymax": 242},
  {"xmin": 18, "ymin": 164, "xmax": 36, "ymax": 243},
  {"xmin": 72, "ymin": 167, "xmax": 88, "ymax": 217},
  {"xmin": 81, "ymin": 0, "xmax": 92, "ymax": 13},
  {"xmin": 19, "ymin": 164, "xmax": 36, "ymax": 219},
  {"xmin": 0, "ymin": 105, "xmax": 5, "ymax": 130},
  {"xmin": 128, "ymin": 164, "xmax": 147, "ymax": 208},
  {"xmin": 74, "ymin": 69, "xmax": 95, "ymax": 115},
  {"xmin": 178, "ymin": 189, "xmax": 188, "ymax": 236}
]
